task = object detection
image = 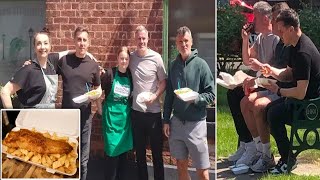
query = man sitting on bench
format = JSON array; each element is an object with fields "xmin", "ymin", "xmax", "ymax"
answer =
[{"xmin": 262, "ymin": 9, "xmax": 320, "ymax": 174}]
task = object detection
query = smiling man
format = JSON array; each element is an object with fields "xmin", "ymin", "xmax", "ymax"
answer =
[
  {"xmin": 57, "ymin": 26, "xmax": 101, "ymax": 180},
  {"xmin": 163, "ymin": 26, "xmax": 214, "ymax": 180},
  {"xmin": 129, "ymin": 25, "xmax": 167, "ymax": 180}
]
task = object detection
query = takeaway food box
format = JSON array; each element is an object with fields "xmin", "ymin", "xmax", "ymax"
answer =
[{"xmin": 2, "ymin": 110, "xmax": 80, "ymax": 176}]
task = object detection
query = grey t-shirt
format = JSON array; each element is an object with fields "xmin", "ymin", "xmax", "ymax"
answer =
[
  {"xmin": 129, "ymin": 49, "xmax": 167, "ymax": 113},
  {"xmin": 252, "ymin": 33, "xmax": 279, "ymax": 64}
]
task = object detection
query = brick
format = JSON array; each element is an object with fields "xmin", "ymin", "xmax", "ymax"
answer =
[
  {"xmin": 71, "ymin": 3, "xmax": 79, "ymax": 9},
  {"xmin": 61, "ymin": 10, "xmax": 75, "ymax": 17},
  {"xmin": 69, "ymin": 17, "xmax": 84, "ymax": 24},
  {"xmin": 63, "ymin": 2, "xmax": 72, "ymax": 9},
  {"xmin": 143, "ymin": 2, "xmax": 152, "ymax": 9},
  {"xmin": 95, "ymin": 3, "xmax": 103, "ymax": 10},
  {"xmin": 46, "ymin": 3, "xmax": 56, "ymax": 10},
  {"xmin": 88, "ymin": 3, "xmax": 95, "ymax": 9},
  {"xmin": 94, "ymin": 32, "xmax": 103, "ymax": 38},
  {"xmin": 47, "ymin": 10, "xmax": 60, "ymax": 17},
  {"xmin": 146, "ymin": 17, "xmax": 162, "ymax": 24},
  {"xmin": 79, "ymin": 11, "xmax": 91, "ymax": 17},
  {"xmin": 115, "ymin": 17, "xmax": 130, "ymax": 24},
  {"xmin": 92, "ymin": 24, "xmax": 107, "ymax": 31},
  {"xmin": 123, "ymin": 10, "xmax": 138, "ymax": 17},
  {"xmin": 61, "ymin": 38, "xmax": 74, "ymax": 45},
  {"xmin": 92, "ymin": 10, "xmax": 106, "ymax": 17},
  {"xmin": 122, "ymin": 24, "xmax": 137, "ymax": 32},
  {"xmin": 106, "ymin": 11, "xmax": 122, "ymax": 17},
  {"xmin": 127, "ymin": 2, "xmax": 143, "ymax": 10},
  {"xmin": 151, "ymin": 2, "xmax": 162, "ymax": 10},
  {"xmin": 53, "ymin": 45, "xmax": 68, "ymax": 51},
  {"xmin": 118, "ymin": 32, "xmax": 127, "ymax": 39},
  {"xmin": 47, "ymin": 17, "xmax": 54, "ymax": 24},
  {"xmin": 151, "ymin": 32, "xmax": 162, "ymax": 39},
  {"xmin": 103, "ymin": 32, "xmax": 111, "ymax": 38},
  {"xmin": 50, "ymin": 38, "xmax": 61, "ymax": 45},
  {"xmin": 145, "ymin": 24, "xmax": 155, "ymax": 31},
  {"xmin": 53, "ymin": 17, "xmax": 68, "ymax": 24},
  {"xmin": 106, "ymin": 24, "xmax": 118, "ymax": 31},
  {"xmin": 130, "ymin": 17, "xmax": 147, "ymax": 24},
  {"xmin": 84, "ymin": 18, "xmax": 99, "ymax": 24},
  {"xmin": 111, "ymin": 3, "xmax": 118, "ymax": 10},
  {"xmin": 61, "ymin": 24, "xmax": 76, "ymax": 31},
  {"xmin": 139, "ymin": 10, "xmax": 150, "ymax": 17},
  {"xmin": 155, "ymin": 24, "xmax": 162, "ymax": 31},
  {"xmin": 118, "ymin": 3, "xmax": 126, "ymax": 10},
  {"xmin": 100, "ymin": 18, "xmax": 114, "ymax": 24},
  {"xmin": 46, "ymin": 24, "xmax": 60, "ymax": 32},
  {"xmin": 64, "ymin": 31, "xmax": 73, "ymax": 38},
  {"xmin": 150, "ymin": 9, "xmax": 162, "ymax": 17},
  {"xmin": 79, "ymin": 2, "xmax": 88, "ymax": 9},
  {"xmin": 103, "ymin": 3, "xmax": 111, "ymax": 9}
]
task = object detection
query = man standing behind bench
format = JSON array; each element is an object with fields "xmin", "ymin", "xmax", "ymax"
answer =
[{"xmin": 163, "ymin": 26, "xmax": 215, "ymax": 180}]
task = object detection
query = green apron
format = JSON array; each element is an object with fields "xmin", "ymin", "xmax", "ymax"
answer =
[{"xmin": 102, "ymin": 68, "xmax": 133, "ymax": 157}]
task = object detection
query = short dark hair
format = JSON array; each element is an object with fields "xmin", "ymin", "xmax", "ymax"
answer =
[
  {"xmin": 272, "ymin": 2, "xmax": 289, "ymax": 14},
  {"xmin": 73, "ymin": 26, "xmax": 89, "ymax": 38},
  {"xmin": 276, "ymin": 9, "xmax": 300, "ymax": 28},
  {"xmin": 176, "ymin": 26, "xmax": 192, "ymax": 39}
]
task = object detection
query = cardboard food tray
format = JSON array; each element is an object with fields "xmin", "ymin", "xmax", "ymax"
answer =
[
  {"xmin": 2, "ymin": 110, "xmax": 80, "ymax": 176},
  {"xmin": 174, "ymin": 88, "xmax": 199, "ymax": 102}
]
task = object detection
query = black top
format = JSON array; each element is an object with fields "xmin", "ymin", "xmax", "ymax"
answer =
[
  {"xmin": 289, "ymin": 33, "xmax": 320, "ymax": 99},
  {"xmin": 56, "ymin": 53, "xmax": 101, "ymax": 110},
  {"xmin": 10, "ymin": 53, "xmax": 59, "ymax": 107},
  {"xmin": 273, "ymin": 41, "xmax": 296, "ymax": 89},
  {"xmin": 101, "ymin": 67, "xmax": 133, "ymax": 97}
]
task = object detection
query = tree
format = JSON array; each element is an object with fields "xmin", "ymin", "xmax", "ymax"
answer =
[{"xmin": 217, "ymin": 3, "xmax": 246, "ymax": 73}]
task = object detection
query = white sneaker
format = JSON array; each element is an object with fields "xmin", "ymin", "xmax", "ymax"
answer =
[
  {"xmin": 236, "ymin": 142, "xmax": 260, "ymax": 166},
  {"xmin": 228, "ymin": 142, "xmax": 245, "ymax": 162},
  {"xmin": 251, "ymin": 153, "xmax": 276, "ymax": 173}
]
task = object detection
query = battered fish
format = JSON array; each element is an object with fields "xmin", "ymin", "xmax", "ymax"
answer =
[{"xmin": 3, "ymin": 129, "xmax": 73, "ymax": 154}]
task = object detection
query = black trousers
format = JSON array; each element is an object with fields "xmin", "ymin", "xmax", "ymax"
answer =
[
  {"xmin": 227, "ymin": 86, "xmax": 253, "ymax": 143},
  {"xmin": 80, "ymin": 108, "xmax": 92, "ymax": 180},
  {"xmin": 104, "ymin": 152, "xmax": 128, "ymax": 180},
  {"xmin": 266, "ymin": 97, "xmax": 294, "ymax": 162},
  {"xmin": 131, "ymin": 110, "xmax": 164, "ymax": 180}
]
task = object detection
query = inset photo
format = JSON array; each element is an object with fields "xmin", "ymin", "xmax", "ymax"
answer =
[
  {"xmin": 1, "ymin": 109, "xmax": 80, "ymax": 179},
  {"xmin": 217, "ymin": 0, "xmax": 320, "ymax": 179}
]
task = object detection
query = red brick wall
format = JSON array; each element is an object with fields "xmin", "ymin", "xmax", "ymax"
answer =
[{"xmin": 46, "ymin": 0, "xmax": 163, "ymax": 158}]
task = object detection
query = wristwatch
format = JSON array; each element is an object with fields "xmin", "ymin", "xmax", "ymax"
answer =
[{"xmin": 277, "ymin": 88, "xmax": 282, "ymax": 97}]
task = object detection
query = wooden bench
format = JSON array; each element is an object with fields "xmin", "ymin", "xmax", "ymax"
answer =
[{"xmin": 286, "ymin": 97, "xmax": 320, "ymax": 172}]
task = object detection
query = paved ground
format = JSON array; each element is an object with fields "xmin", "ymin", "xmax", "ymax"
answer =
[
  {"xmin": 87, "ymin": 159, "xmax": 215, "ymax": 180},
  {"xmin": 217, "ymin": 157, "xmax": 320, "ymax": 179}
]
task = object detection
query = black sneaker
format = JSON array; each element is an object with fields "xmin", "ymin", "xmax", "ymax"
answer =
[{"xmin": 269, "ymin": 158, "xmax": 297, "ymax": 174}]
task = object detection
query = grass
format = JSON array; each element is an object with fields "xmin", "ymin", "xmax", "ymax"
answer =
[{"xmin": 216, "ymin": 85, "xmax": 320, "ymax": 178}]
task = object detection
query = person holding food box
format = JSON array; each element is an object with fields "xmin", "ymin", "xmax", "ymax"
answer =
[
  {"xmin": 261, "ymin": 9, "xmax": 320, "ymax": 174},
  {"xmin": 226, "ymin": 1, "xmax": 280, "ymax": 168},
  {"xmin": 56, "ymin": 26, "xmax": 101, "ymax": 180},
  {"xmin": 163, "ymin": 26, "xmax": 214, "ymax": 180},
  {"xmin": 129, "ymin": 25, "xmax": 167, "ymax": 180},
  {"xmin": 0, "ymin": 28, "xmax": 61, "ymax": 109},
  {"xmin": 96, "ymin": 46, "xmax": 133, "ymax": 180}
]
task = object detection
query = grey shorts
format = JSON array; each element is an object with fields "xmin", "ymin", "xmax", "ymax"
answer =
[
  {"xmin": 168, "ymin": 116, "xmax": 210, "ymax": 169},
  {"xmin": 257, "ymin": 90, "xmax": 280, "ymax": 101}
]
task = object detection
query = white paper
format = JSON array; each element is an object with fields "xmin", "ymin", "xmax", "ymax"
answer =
[
  {"xmin": 136, "ymin": 92, "xmax": 152, "ymax": 112},
  {"xmin": 217, "ymin": 71, "xmax": 250, "ymax": 89}
]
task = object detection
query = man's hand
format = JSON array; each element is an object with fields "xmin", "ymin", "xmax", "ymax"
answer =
[
  {"xmin": 241, "ymin": 28, "xmax": 249, "ymax": 40},
  {"xmin": 22, "ymin": 60, "xmax": 32, "ymax": 67},
  {"xmin": 260, "ymin": 64, "xmax": 273, "ymax": 77},
  {"xmin": 242, "ymin": 77, "xmax": 256, "ymax": 96},
  {"xmin": 145, "ymin": 93, "xmax": 157, "ymax": 105},
  {"xmin": 263, "ymin": 81, "xmax": 279, "ymax": 94},
  {"xmin": 249, "ymin": 58, "xmax": 263, "ymax": 71},
  {"xmin": 163, "ymin": 124, "xmax": 170, "ymax": 138}
]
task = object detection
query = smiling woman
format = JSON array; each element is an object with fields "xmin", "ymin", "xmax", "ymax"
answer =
[{"xmin": 0, "ymin": 28, "xmax": 60, "ymax": 109}]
